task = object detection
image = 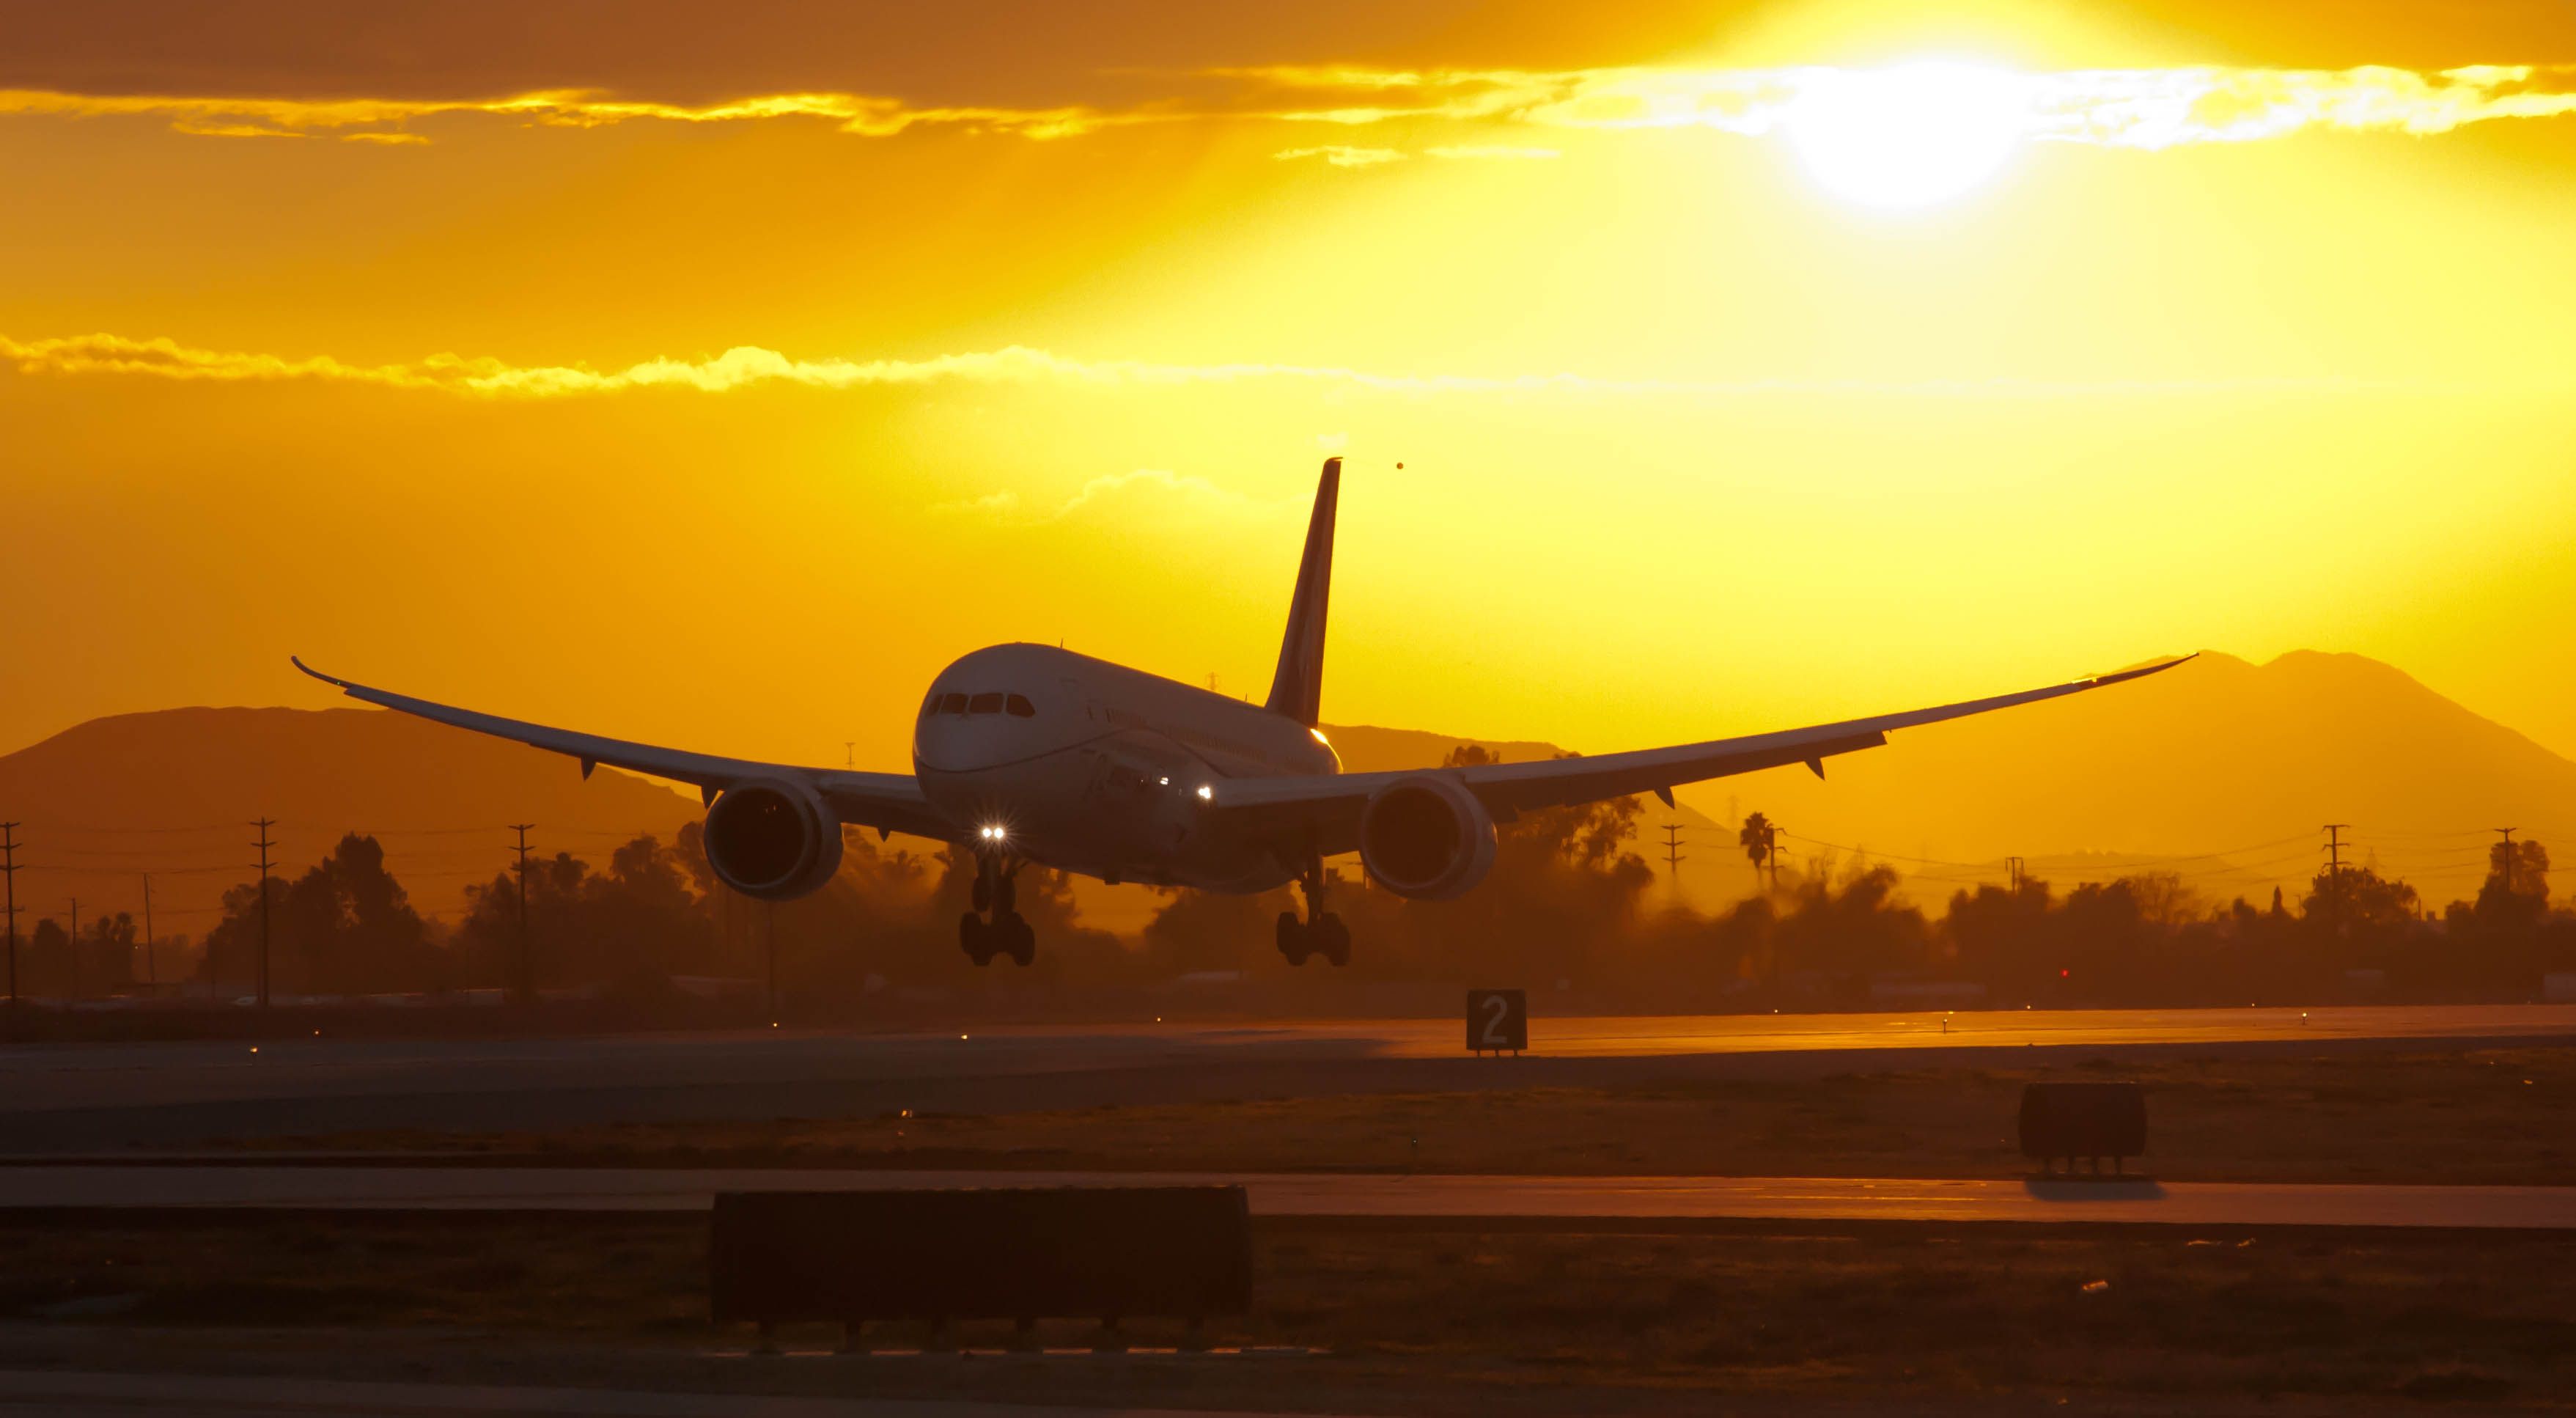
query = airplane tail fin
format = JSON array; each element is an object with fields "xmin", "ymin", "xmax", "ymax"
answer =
[{"xmin": 1263, "ymin": 456, "xmax": 1340, "ymax": 725}]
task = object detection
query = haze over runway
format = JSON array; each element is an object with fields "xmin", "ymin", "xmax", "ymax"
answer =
[
  {"xmin": 3, "ymin": 1007, "xmax": 2568, "ymax": 1153},
  {"xmin": 1, "ymin": 1164, "xmax": 2567, "ymax": 1232}
]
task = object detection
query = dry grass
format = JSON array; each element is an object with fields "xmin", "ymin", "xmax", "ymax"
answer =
[
  {"xmin": 0, "ymin": 1213, "xmax": 2566, "ymax": 1408},
  {"xmin": 254, "ymin": 1048, "xmax": 2576, "ymax": 1186}
]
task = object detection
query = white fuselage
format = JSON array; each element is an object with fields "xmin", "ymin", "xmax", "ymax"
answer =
[{"xmin": 910, "ymin": 642, "xmax": 1339, "ymax": 891}]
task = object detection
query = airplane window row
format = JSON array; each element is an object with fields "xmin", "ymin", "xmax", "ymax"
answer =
[{"xmin": 923, "ymin": 691, "xmax": 1037, "ymax": 719}]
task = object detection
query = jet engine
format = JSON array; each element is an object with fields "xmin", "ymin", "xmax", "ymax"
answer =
[
  {"xmin": 703, "ymin": 778, "xmax": 844, "ymax": 900},
  {"xmin": 1357, "ymin": 775, "xmax": 1497, "ymax": 900}
]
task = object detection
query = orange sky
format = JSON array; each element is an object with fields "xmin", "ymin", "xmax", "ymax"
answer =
[{"xmin": 4, "ymin": 0, "xmax": 2575, "ymax": 797}]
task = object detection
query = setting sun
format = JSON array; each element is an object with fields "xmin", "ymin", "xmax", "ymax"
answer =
[{"xmin": 1783, "ymin": 62, "xmax": 2031, "ymax": 207}]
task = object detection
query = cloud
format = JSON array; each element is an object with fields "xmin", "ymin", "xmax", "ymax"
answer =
[
  {"xmin": 1273, "ymin": 144, "xmax": 1404, "ymax": 166},
  {"xmin": 1425, "ymin": 144, "xmax": 1559, "ymax": 160},
  {"xmin": 0, "ymin": 86, "xmax": 1138, "ymax": 142},
  {"xmin": 4, "ymin": 63, "xmax": 2570, "ymax": 153},
  {"xmin": 1234, "ymin": 62, "xmax": 2576, "ymax": 151},
  {"xmin": 0, "ymin": 328, "xmax": 2446, "ymax": 403}
]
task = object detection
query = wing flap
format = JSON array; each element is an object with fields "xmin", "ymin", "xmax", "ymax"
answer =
[
  {"xmin": 291, "ymin": 658, "xmax": 951, "ymax": 842},
  {"xmin": 1210, "ymin": 655, "xmax": 2193, "ymax": 851}
]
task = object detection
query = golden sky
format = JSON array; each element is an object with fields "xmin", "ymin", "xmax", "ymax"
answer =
[{"xmin": 5, "ymin": 0, "xmax": 2575, "ymax": 789}]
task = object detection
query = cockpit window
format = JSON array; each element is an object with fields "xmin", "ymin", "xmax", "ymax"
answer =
[
  {"xmin": 938, "ymin": 692, "xmax": 968, "ymax": 714},
  {"xmin": 1005, "ymin": 694, "xmax": 1037, "ymax": 718},
  {"xmin": 967, "ymin": 691, "xmax": 1005, "ymax": 715}
]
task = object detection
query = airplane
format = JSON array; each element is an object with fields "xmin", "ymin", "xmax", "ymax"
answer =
[{"xmin": 294, "ymin": 457, "xmax": 2188, "ymax": 968}]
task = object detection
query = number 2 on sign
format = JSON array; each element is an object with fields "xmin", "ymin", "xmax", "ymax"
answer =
[{"xmin": 1480, "ymin": 993, "xmax": 1511, "ymax": 1048}]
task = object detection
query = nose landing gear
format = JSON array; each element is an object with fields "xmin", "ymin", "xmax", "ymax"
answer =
[
  {"xmin": 1275, "ymin": 853, "xmax": 1349, "ymax": 967},
  {"xmin": 960, "ymin": 853, "xmax": 1035, "ymax": 966}
]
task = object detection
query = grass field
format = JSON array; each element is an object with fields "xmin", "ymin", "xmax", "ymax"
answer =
[
  {"xmin": 249, "ymin": 1047, "xmax": 2576, "ymax": 1186},
  {"xmin": 0, "ymin": 1211, "xmax": 2565, "ymax": 1411}
]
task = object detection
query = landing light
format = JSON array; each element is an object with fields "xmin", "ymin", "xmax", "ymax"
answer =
[
  {"xmin": 1196, "ymin": 785, "xmax": 1213, "ymax": 801},
  {"xmin": 979, "ymin": 824, "xmax": 1009, "ymax": 842}
]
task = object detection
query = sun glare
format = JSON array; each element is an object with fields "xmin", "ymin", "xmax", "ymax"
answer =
[{"xmin": 1784, "ymin": 62, "xmax": 2030, "ymax": 209}]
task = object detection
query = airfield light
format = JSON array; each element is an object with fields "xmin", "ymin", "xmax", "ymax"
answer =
[
  {"xmin": 1158, "ymin": 776, "xmax": 1169, "ymax": 786},
  {"xmin": 1196, "ymin": 785, "xmax": 1213, "ymax": 801}
]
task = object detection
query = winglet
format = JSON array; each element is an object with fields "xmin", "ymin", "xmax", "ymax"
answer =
[
  {"xmin": 1263, "ymin": 457, "xmax": 1340, "ymax": 726},
  {"xmin": 2084, "ymin": 652, "xmax": 2198, "ymax": 688},
  {"xmin": 292, "ymin": 655, "xmax": 352, "ymax": 691}
]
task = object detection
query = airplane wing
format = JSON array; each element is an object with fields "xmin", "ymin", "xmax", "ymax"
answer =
[
  {"xmin": 290, "ymin": 658, "xmax": 955, "ymax": 842},
  {"xmin": 1210, "ymin": 655, "xmax": 2194, "ymax": 856}
]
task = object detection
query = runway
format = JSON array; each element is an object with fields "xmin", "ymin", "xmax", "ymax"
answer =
[
  {"xmin": 0, "ymin": 1368, "xmax": 1327, "ymax": 1418},
  {"xmin": 1, "ymin": 1164, "xmax": 2568, "ymax": 1230},
  {"xmin": 2, "ymin": 1005, "xmax": 2569, "ymax": 1153}
]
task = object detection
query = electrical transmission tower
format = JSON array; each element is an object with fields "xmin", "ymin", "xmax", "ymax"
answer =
[
  {"xmin": 1, "ymin": 823, "xmax": 19, "ymax": 1005},
  {"xmin": 141, "ymin": 873, "xmax": 155, "ymax": 988},
  {"xmin": 251, "ymin": 819, "xmax": 276, "ymax": 1007},
  {"xmin": 2322, "ymin": 823, "xmax": 2350, "ymax": 934},
  {"xmin": 2494, "ymin": 827, "xmax": 2518, "ymax": 893},
  {"xmin": 509, "ymin": 823, "xmax": 537, "ymax": 1002},
  {"xmin": 1660, "ymin": 823, "xmax": 1686, "ymax": 888}
]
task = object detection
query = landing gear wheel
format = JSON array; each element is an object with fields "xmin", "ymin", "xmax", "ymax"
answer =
[
  {"xmin": 1275, "ymin": 910, "xmax": 1311, "ymax": 966},
  {"xmin": 1314, "ymin": 912, "xmax": 1350, "ymax": 967},
  {"xmin": 959, "ymin": 911, "xmax": 996, "ymax": 967},
  {"xmin": 999, "ymin": 911, "xmax": 1036, "ymax": 966}
]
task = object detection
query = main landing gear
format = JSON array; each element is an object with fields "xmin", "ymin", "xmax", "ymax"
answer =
[
  {"xmin": 1276, "ymin": 853, "xmax": 1350, "ymax": 967},
  {"xmin": 961, "ymin": 853, "xmax": 1035, "ymax": 967}
]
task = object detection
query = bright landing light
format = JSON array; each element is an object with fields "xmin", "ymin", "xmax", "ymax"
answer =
[{"xmin": 1784, "ymin": 62, "xmax": 2030, "ymax": 209}]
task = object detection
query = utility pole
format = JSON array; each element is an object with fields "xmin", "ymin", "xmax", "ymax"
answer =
[
  {"xmin": 251, "ymin": 819, "xmax": 276, "ymax": 1007},
  {"xmin": 2007, "ymin": 856, "xmax": 2026, "ymax": 892},
  {"xmin": 2322, "ymin": 823, "xmax": 2350, "ymax": 935},
  {"xmin": 843, "ymin": 742, "xmax": 855, "ymax": 770},
  {"xmin": 2494, "ymin": 827, "xmax": 2518, "ymax": 894},
  {"xmin": 1660, "ymin": 823, "xmax": 1686, "ymax": 889},
  {"xmin": 140, "ymin": 873, "xmax": 156, "ymax": 989},
  {"xmin": 509, "ymin": 824, "xmax": 536, "ymax": 1002},
  {"xmin": 67, "ymin": 897, "xmax": 79, "ymax": 1001},
  {"xmin": 1764, "ymin": 821, "xmax": 1781, "ymax": 892},
  {"xmin": 1, "ymin": 823, "xmax": 19, "ymax": 1005}
]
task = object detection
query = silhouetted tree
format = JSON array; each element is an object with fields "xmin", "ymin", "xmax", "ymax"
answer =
[
  {"xmin": 1740, "ymin": 812, "xmax": 1775, "ymax": 887},
  {"xmin": 273, "ymin": 834, "xmax": 434, "ymax": 996}
]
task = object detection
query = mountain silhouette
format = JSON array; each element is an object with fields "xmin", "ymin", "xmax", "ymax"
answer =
[
  {"xmin": 5, "ymin": 650, "xmax": 2563, "ymax": 949},
  {"xmin": 0, "ymin": 707, "xmax": 699, "ymax": 942},
  {"xmin": 1662, "ymin": 650, "xmax": 2576, "ymax": 910}
]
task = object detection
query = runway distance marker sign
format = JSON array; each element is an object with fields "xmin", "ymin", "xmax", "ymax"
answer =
[{"xmin": 1467, "ymin": 989, "xmax": 1527, "ymax": 1055}]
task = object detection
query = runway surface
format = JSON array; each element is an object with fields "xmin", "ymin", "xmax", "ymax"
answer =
[
  {"xmin": 3, "ymin": 1005, "xmax": 2569, "ymax": 1153},
  {"xmin": 1, "ymin": 1164, "xmax": 2568, "ymax": 1230},
  {"xmin": 0, "ymin": 1369, "xmax": 1321, "ymax": 1418}
]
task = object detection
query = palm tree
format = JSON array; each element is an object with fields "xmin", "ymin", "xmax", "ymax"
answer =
[{"xmin": 1740, "ymin": 812, "xmax": 1775, "ymax": 891}]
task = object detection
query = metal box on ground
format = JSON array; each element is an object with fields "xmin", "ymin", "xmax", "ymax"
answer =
[
  {"xmin": 2018, "ymin": 1081, "xmax": 2148, "ymax": 1172},
  {"xmin": 710, "ymin": 1186, "xmax": 1251, "ymax": 1329}
]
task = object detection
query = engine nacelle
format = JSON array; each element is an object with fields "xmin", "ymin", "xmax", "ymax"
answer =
[
  {"xmin": 703, "ymin": 778, "xmax": 844, "ymax": 900},
  {"xmin": 1358, "ymin": 774, "xmax": 1498, "ymax": 900}
]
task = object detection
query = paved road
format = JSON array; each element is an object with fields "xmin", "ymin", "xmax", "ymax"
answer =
[
  {"xmin": 0, "ymin": 1369, "xmax": 1322, "ymax": 1417},
  {"xmin": 2, "ymin": 1006, "xmax": 2568, "ymax": 1153},
  {"xmin": 1, "ymin": 1164, "xmax": 2568, "ymax": 1230}
]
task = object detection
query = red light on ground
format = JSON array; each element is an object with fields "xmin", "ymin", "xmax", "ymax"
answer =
[{"xmin": 2060, "ymin": 969, "xmax": 2070, "ymax": 977}]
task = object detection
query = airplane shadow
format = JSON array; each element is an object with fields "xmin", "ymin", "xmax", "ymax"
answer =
[{"xmin": 2021, "ymin": 1175, "xmax": 2168, "ymax": 1202}]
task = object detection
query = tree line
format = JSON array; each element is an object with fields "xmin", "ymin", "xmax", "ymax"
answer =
[{"xmin": 16, "ymin": 757, "xmax": 2572, "ymax": 1010}]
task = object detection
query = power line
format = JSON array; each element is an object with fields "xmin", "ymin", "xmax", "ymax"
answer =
[
  {"xmin": 509, "ymin": 823, "xmax": 536, "ymax": 1002},
  {"xmin": 1, "ymin": 823, "xmax": 18, "ymax": 1005},
  {"xmin": 251, "ymin": 818, "xmax": 276, "ymax": 1008}
]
